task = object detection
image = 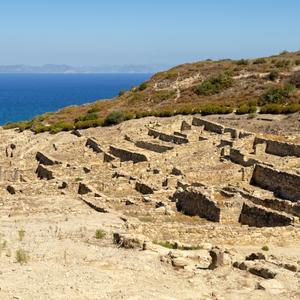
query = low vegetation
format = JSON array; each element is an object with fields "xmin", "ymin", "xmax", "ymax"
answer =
[
  {"xmin": 4, "ymin": 51, "xmax": 300, "ymax": 134},
  {"xmin": 16, "ymin": 249, "xmax": 29, "ymax": 264},
  {"xmin": 95, "ymin": 229, "xmax": 106, "ymax": 239}
]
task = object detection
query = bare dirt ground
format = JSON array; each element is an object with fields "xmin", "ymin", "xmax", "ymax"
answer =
[{"xmin": 0, "ymin": 113, "xmax": 300, "ymax": 299}]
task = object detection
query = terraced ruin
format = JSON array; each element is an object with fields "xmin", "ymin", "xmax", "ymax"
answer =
[{"xmin": 0, "ymin": 113, "xmax": 300, "ymax": 299}]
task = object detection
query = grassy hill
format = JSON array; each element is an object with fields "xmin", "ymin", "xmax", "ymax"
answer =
[{"xmin": 4, "ymin": 50, "xmax": 300, "ymax": 133}]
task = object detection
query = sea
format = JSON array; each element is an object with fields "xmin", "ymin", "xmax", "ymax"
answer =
[{"xmin": 0, "ymin": 73, "xmax": 152, "ymax": 125}]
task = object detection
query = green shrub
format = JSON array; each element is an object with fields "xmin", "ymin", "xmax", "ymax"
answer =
[
  {"xmin": 275, "ymin": 59, "xmax": 291, "ymax": 69},
  {"xmin": 118, "ymin": 90, "xmax": 126, "ymax": 96},
  {"xmin": 281, "ymin": 103, "xmax": 300, "ymax": 114},
  {"xmin": 260, "ymin": 84, "xmax": 294, "ymax": 104},
  {"xmin": 194, "ymin": 72, "xmax": 233, "ymax": 96},
  {"xmin": 201, "ymin": 104, "xmax": 233, "ymax": 115},
  {"xmin": 253, "ymin": 58, "xmax": 267, "ymax": 64},
  {"xmin": 87, "ymin": 107, "xmax": 100, "ymax": 114},
  {"xmin": 74, "ymin": 112, "xmax": 98, "ymax": 123},
  {"xmin": 262, "ymin": 245, "xmax": 269, "ymax": 251},
  {"xmin": 95, "ymin": 229, "xmax": 106, "ymax": 239},
  {"xmin": 236, "ymin": 59, "xmax": 249, "ymax": 65},
  {"xmin": 236, "ymin": 104, "xmax": 257, "ymax": 115},
  {"xmin": 18, "ymin": 229, "xmax": 25, "ymax": 241},
  {"xmin": 295, "ymin": 59, "xmax": 300, "ymax": 66},
  {"xmin": 16, "ymin": 249, "xmax": 29, "ymax": 264},
  {"xmin": 138, "ymin": 82, "xmax": 148, "ymax": 91},
  {"xmin": 74, "ymin": 118, "xmax": 104, "ymax": 129},
  {"xmin": 103, "ymin": 110, "xmax": 125, "ymax": 126},
  {"xmin": 75, "ymin": 177, "xmax": 83, "ymax": 182},
  {"xmin": 288, "ymin": 71, "xmax": 300, "ymax": 88},
  {"xmin": 268, "ymin": 70, "xmax": 279, "ymax": 81},
  {"xmin": 260, "ymin": 103, "xmax": 283, "ymax": 114},
  {"xmin": 32, "ymin": 124, "xmax": 50, "ymax": 134},
  {"xmin": 3, "ymin": 121, "xmax": 32, "ymax": 131},
  {"xmin": 49, "ymin": 122, "xmax": 73, "ymax": 134}
]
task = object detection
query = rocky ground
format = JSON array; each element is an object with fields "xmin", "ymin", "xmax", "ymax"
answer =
[{"xmin": 0, "ymin": 113, "xmax": 300, "ymax": 299}]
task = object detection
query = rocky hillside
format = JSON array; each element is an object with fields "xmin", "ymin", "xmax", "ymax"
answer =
[{"xmin": 4, "ymin": 50, "xmax": 300, "ymax": 133}]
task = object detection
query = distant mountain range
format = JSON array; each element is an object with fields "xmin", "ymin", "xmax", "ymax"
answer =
[{"xmin": 0, "ymin": 64, "xmax": 170, "ymax": 74}]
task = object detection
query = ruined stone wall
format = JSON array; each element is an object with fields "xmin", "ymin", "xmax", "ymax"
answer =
[
  {"xmin": 134, "ymin": 141, "xmax": 173, "ymax": 153},
  {"xmin": 148, "ymin": 129, "xmax": 188, "ymax": 144},
  {"xmin": 251, "ymin": 164, "xmax": 300, "ymax": 201},
  {"xmin": 239, "ymin": 191, "xmax": 300, "ymax": 218},
  {"xmin": 192, "ymin": 117, "xmax": 224, "ymax": 134},
  {"xmin": 254, "ymin": 137, "xmax": 300, "ymax": 157},
  {"xmin": 109, "ymin": 146, "xmax": 148, "ymax": 164},
  {"xmin": 239, "ymin": 202, "xmax": 293, "ymax": 227},
  {"xmin": 174, "ymin": 187, "xmax": 220, "ymax": 222},
  {"xmin": 86, "ymin": 138, "xmax": 102, "ymax": 153},
  {"xmin": 229, "ymin": 149, "xmax": 261, "ymax": 167}
]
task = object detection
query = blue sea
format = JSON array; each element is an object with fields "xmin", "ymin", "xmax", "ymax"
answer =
[{"xmin": 0, "ymin": 73, "xmax": 152, "ymax": 125}]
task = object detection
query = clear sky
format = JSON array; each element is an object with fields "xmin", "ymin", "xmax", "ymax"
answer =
[{"xmin": 1, "ymin": 0, "xmax": 299, "ymax": 66}]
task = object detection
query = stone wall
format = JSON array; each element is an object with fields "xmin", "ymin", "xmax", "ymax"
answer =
[
  {"xmin": 134, "ymin": 141, "xmax": 174, "ymax": 153},
  {"xmin": 109, "ymin": 146, "xmax": 148, "ymax": 164},
  {"xmin": 36, "ymin": 152, "xmax": 59, "ymax": 166},
  {"xmin": 148, "ymin": 129, "xmax": 189, "ymax": 144},
  {"xmin": 86, "ymin": 138, "xmax": 102, "ymax": 153},
  {"xmin": 254, "ymin": 137, "xmax": 300, "ymax": 157},
  {"xmin": 173, "ymin": 186, "xmax": 221, "ymax": 222},
  {"xmin": 239, "ymin": 190, "xmax": 300, "ymax": 218},
  {"xmin": 229, "ymin": 148, "xmax": 261, "ymax": 167},
  {"xmin": 35, "ymin": 165, "xmax": 54, "ymax": 180},
  {"xmin": 239, "ymin": 202, "xmax": 293, "ymax": 227},
  {"xmin": 250, "ymin": 164, "xmax": 300, "ymax": 201},
  {"xmin": 192, "ymin": 117, "xmax": 224, "ymax": 134}
]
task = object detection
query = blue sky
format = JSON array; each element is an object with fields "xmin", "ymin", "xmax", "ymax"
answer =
[{"xmin": 0, "ymin": 0, "xmax": 299, "ymax": 66}]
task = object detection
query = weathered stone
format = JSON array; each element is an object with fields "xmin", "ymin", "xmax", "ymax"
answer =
[
  {"xmin": 83, "ymin": 167, "xmax": 91, "ymax": 174},
  {"xmin": 135, "ymin": 181, "xmax": 156, "ymax": 195},
  {"xmin": 239, "ymin": 202, "xmax": 293, "ymax": 227},
  {"xmin": 135, "ymin": 140, "xmax": 173, "ymax": 153},
  {"xmin": 257, "ymin": 279, "xmax": 285, "ymax": 294},
  {"xmin": 78, "ymin": 182, "xmax": 92, "ymax": 195},
  {"xmin": 251, "ymin": 164, "xmax": 300, "ymax": 201},
  {"xmin": 109, "ymin": 146, "xmax": 148, "ymax": 163},
  {"xmin": 71, "ymin": 129, "xmax": 81, "ymax": 137},
  {"xmin": 36, "ymin": 152, "xmax": 59, "ymax": 166},
  {"xmin": 35, "ymin": 165, "xmax": 54, "ymax": 180},
  {"xmin": 192, "ymin": 117, "xmax": 224, "ymax": 134},
  {"xmin": 6, "ymin": 185, "xmax": 16, "ymax": 194},
  {"xmin": 103, "ymin": 152, "xmax": 116, "ymax": 163},
  {"xmin": 113, "ymin": 232, "xmax": 147, "ymax": 249},
  {"xmin": 208, "ymin": 247, "xmax": 224, "ymax": 270},
  {"xmin": 171, "ymin": 167, "xmax": 182, "ymax": 176},
  {"xmin": 86, "ymin": 138, "xmax": 102, "ymax": 153},
  {"xmin": 180, "ymin": 120, "xmax": 191, "ymax": 131},
  {"xmin": 174, "ymin": 186, "xmax": 221, "ymax": 222},
  {"xmin": 246, "ymin": 252, "xmax": 266, "ymax": 261},
  {"xmin": 58, "ymin": 181, "xmax": 68, "ymax": 189},
  {"xmin": 148, "ymin": 129, "xmax": 189, "ymax": 144},
  {"xmin": 254, "ymin": 137, "xmax": 300, "ymax": 157}
]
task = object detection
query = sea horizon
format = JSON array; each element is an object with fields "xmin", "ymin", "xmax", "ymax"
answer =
[{"xmin": 0, "ymin": 73, "xmax": 152, "ymax": 125}]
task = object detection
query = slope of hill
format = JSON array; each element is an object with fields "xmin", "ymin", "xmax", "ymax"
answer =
[{"xmin": 4, "ymin": 50, "xmax": 300, "ymax": 133}]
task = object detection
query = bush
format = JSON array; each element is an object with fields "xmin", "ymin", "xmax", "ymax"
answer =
[
  {"xmin": 118, "ymin": 90, "xmax": 126, "ymax": 96},
  {"xmin": 262, "ymin": 245, "xmax": 269, "ymax": 251},
  {"xmin": 194, "ymin": 72, "xmax": 233, "ymax": 96},
  {"xmin": 49, "ymin": 122, "xmax": 73, "ymax": 134},
  {"xmin": 281, "ymin": 103, "xmax": 300, "ymax": 114},
  {"xmin": 295, "ymin": 59, "xmax": 300, "ymax": 66},
  {"xmin": 236, "ymin": 104, "xmax": 257, "ymax": 115},
  {"xmin": 235, "ymin": 59, "xmax": 249, "ymax": 65},
  {"xmin": 95, "ymin": 229, "xmax": 106, "ymax": 239},
  {"xmin": 201, "ymin": 104, "xmax": 233, "ymax": 115},
  {"xmin": 74, "ymin": 118, "xmax": 104, "ymax": 129},
  {"xmin": 260, "ymin": 84, "xmax": 294, "ymax": 104},
  {"xmin": 260, "ymin": 103, "xmax": 283, "ymax": 114},
  {"xmin": 87, "ymin": 107, "xmax": 100, "ymax": 114},
  {"xmin": 268, "ymin": 70, "xmax": 279, "ymax": 81},
  {"xmin": 103, "ymin": 110, "xmax": 125, "ymax": 126},
  {"xmin": 275, "ymin": 59, "xmax": 291, "ymax": 69},
  {"xmin": 16, "ymin": 249, "xmax": 29, "ymax": 264},
  {"xmin": 253, "ymin": 58, "xmax": 267, "ymax": 64},
  {"xmin": 32, "ymin": 124, "xmax": 50, "ymax": 134},
  {"xmin": 138, "ymin": 82, "xmax": 148, "ymax": 91},
  {"xmin": 74, "ymin": 112, "xmax": 98, "ymax": 123},
  {"xmin": 288, "ymin": 71, "xmax": 300, "ymax": 88}
]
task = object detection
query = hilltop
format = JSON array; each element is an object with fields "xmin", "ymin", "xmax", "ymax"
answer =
[{"xmin": 4, "ymin": 50, "xmax": 300, "ymax": 133}]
